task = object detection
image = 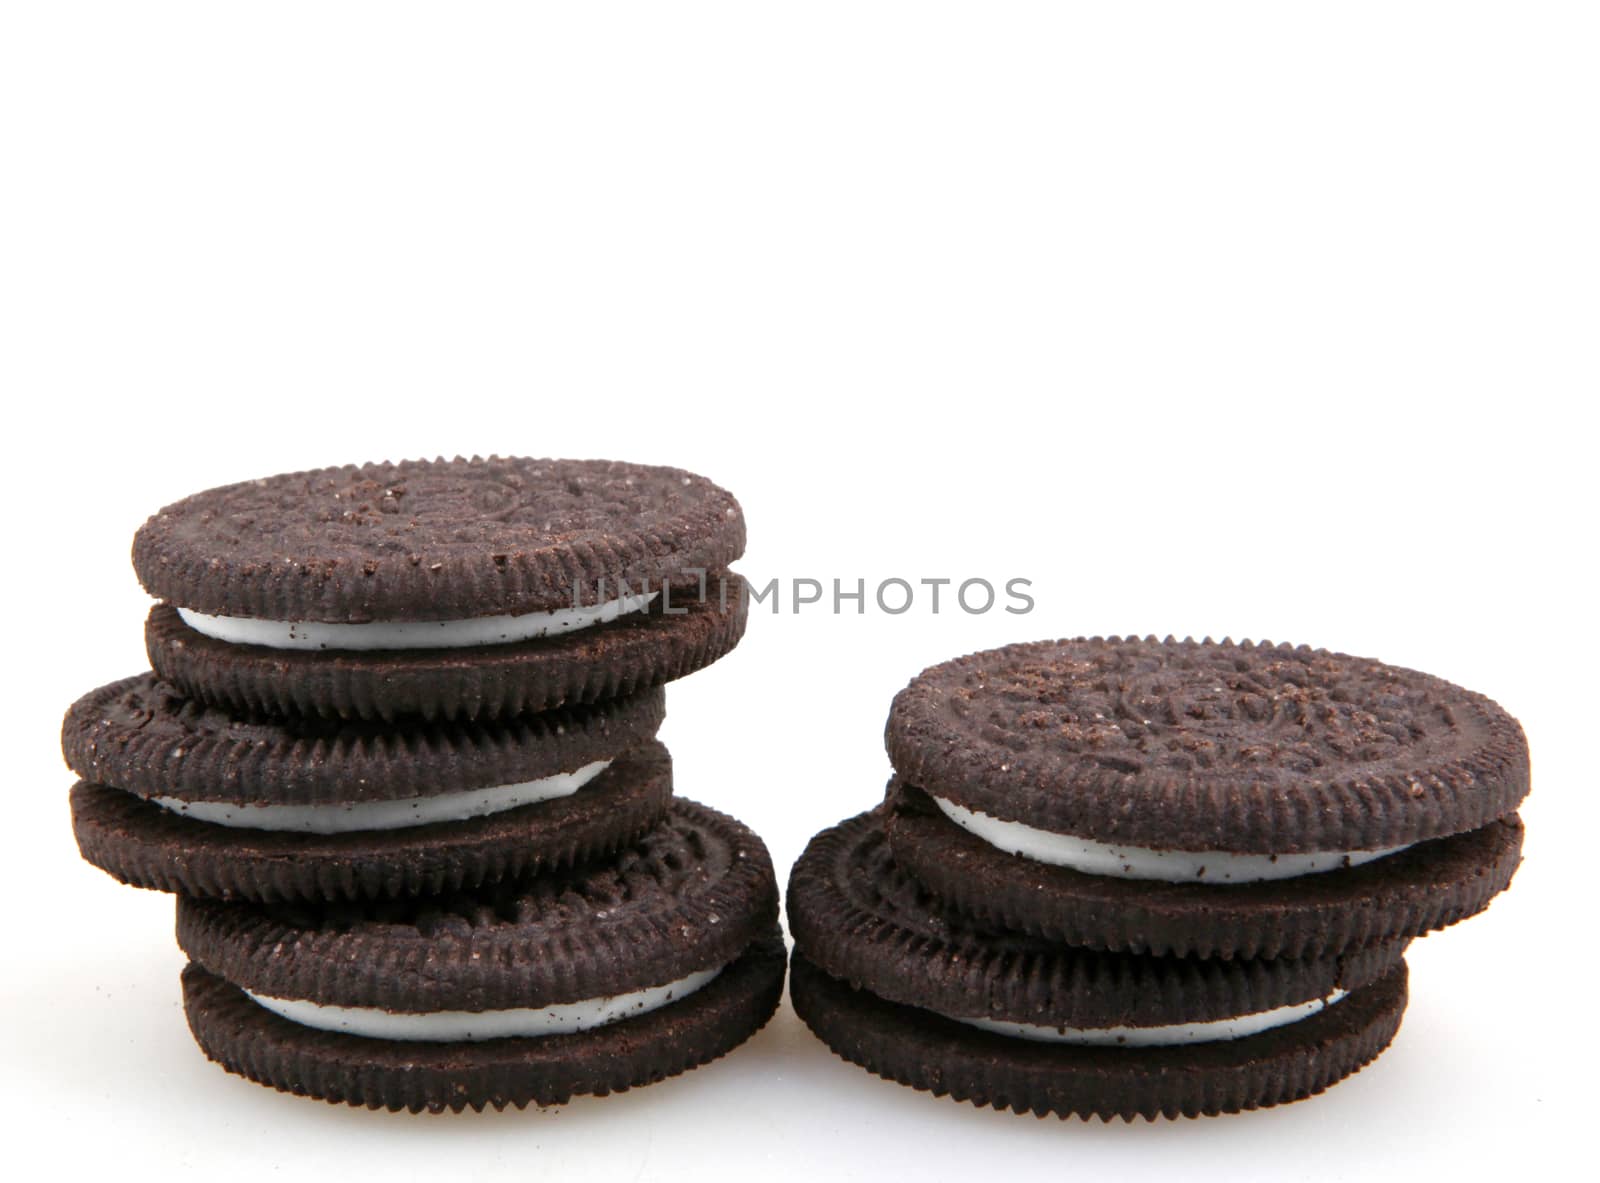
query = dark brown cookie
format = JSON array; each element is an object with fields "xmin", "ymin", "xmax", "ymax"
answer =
[
  {"xmin": 885, "ymin": 780, "xmax": 1524, "ymax": 960},
  {"xmin": 133, "ymin": 457, "xmax": 745, "ymax": 621},
  {"xmin": 178, "ymin": 799, "xmax": 779, "ymax": 1011},
  {"xmin": 62, "ymin": 673, "xmax": 665, "ymax": 805},
  {"xmin": 788, "ymin": 811, "xmax": 1405, "ymax": 1028},
  {"xmin": 786, "ymin": 811, "xmax": 1409, "ymax": 1118},
  {"xmin": 146, "ymin": 572, "xmax": 748, "ymax": 721},
  {"xmin": 174, "ymin": 800, "xmax": 783, "ymax": 1111},
  {"xmin": 886, "ymin": 637, "xmax": 1529, "ymax": 854},
  {"xmin": 183, "ymin": 928, "xmax": 786, "ymax": 1112},
  {"xmin": 790, "ymin": 954, "xmax": 1406, "ymax": 1121},
  {"xmin": 70, "ymin": 743, "xmax": 674, "ymax": 902}
]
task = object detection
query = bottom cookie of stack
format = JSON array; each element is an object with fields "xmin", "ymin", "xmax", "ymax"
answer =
[
  {"xmin": 178, "ymin": 800, "xmax": 786, "ymax": 1112},
  {"xmin": 787, "ymin": 812, "xmax": 1408, "ymax": 1121}
]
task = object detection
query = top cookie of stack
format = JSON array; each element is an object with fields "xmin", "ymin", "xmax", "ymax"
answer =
[
  {"xmin": 882, "ymin": 636, "xmax": 1529, "ymax": 960},
  {"xmin": 135, "ymin": 456, "xmax": 748, "ymax": 721}
]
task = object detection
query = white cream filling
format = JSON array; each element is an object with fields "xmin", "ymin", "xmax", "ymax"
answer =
[
  {"xmin": 152, "ymin": 759, "xmax": 611, "ymax": 834},
  {"xmin": 933, "ymin": 796, "xmax": 1408, "ymax": 884},
  {"xmin": 176, "ymin": 591, "xmax": 658, "ymax": 651},
  {"xmin": 245, "ymin": 965, "xmax": 723, "ymax": 1042},
  {"xmin": 952, "ymin": 988, "xmax": 1348, "ymax": 1046}
]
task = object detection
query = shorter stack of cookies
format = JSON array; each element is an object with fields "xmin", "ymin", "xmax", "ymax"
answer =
[
  {"xmin": 788, "ymin": 637, "xmax": 1528, "ymax": 1119},
  {"xmin": 64, "ymin": 456, "xmax": 784, "ymax": 1112}
]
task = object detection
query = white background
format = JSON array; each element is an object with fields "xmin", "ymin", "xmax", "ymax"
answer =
[{"xmin": 1, "ymin": 3, "xmax": 1593, "ymax": 1181}]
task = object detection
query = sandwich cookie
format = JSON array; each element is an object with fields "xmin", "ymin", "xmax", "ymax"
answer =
[
  {"xmin": 65, "ymin": 673, "xmax": 671, "ymax": 901},
  {"xmin": 135, "ymin": 457, "xmax": 749, "ymax": 720},
  {"xmin": 178, "ymin": 800, "xmax": 785, "ymax": 1112},
  {"xmin": 884, "ymin": 637, "xmax": 1528, "ymax": 959},
  {"xmin": 788, "ymin": 812, "xmax": 1409, "ymax": 1120}
]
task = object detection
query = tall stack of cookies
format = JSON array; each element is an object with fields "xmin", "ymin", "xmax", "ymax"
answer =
[
  {"xmin": 64, "ymin": 457, "xmax": 785, "ymax": 1112},
  {"xmin": 789, "ymin": 637, "xmax": 1529, "ymax": 1119}
]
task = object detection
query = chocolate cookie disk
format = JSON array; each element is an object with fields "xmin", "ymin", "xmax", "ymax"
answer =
[
  {"xmin": 134, "ymin": 458, "xmax": 749, "ymax": 720},
  {"xmin": 885, "ymin": 781, "xmax": 1523, "ymax": 960},
  {"xmin": 134, "ymin": 457, "xmax": 745, "ymax": 621},
  {"xmin": 787, "ymin": 812, "xmax": 1409, "ymax": 1120},
  {"xmin": 884, "ymin": 636, "xmax": 1529, "ymax": 957},
  {"xmin": 790, "ymin": 955, "xmax": 1406, "ymax": 1123},
  {"xmin": 145, "ymin": 574, "xmax": 746, "ymax": 723},
  {"xmin": 64, "ymin": 673, "xmax": 671, "ymax": 901},
  {"xmin": 177, "ymin": 800, "xmax": 785, "ymax": 1111},
  {"xmin": 183, "ymin": 933, "xmax": 786, "ymax": 1114}
]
